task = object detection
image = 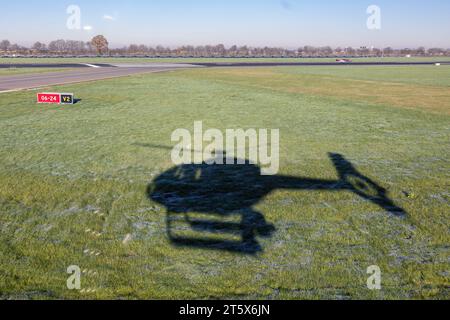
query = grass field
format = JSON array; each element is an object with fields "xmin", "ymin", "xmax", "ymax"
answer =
[
  {"xmin": 0, "ymin": 65, "xmax": 449, "ymax": 299},
  {"xmin": 1, "ymin": 56, "xmax": 450, "ymax": 65}
]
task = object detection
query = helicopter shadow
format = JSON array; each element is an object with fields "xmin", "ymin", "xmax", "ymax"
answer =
[{"xmin": 147, "ymin": 153, "xmax": 406, "ymax": 255}]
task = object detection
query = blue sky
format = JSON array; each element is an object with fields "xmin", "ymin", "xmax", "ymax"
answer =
[{"xmin": 1, "ymin": 0, "xmax": 449, "ymax": 48}]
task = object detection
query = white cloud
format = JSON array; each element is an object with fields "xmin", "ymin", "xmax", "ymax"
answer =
[
  {"xmin": 83, "ymin": 25, "xmax": 93, "ymax": 31},
  {"xmin": 103, "ymin": 15, "xmax": 115, "ymax": 21}
]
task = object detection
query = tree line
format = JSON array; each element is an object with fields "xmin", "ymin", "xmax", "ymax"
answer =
[{"xmin": 1, "ymin": 37, "xmax": 449, "ymax": 57}]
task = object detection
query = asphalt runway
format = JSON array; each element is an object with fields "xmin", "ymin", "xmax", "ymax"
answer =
[
  {"xmin": 1, "ymin": 61, "xmax": 449, "ymax": 69},
  {"xmin": 0, "ymin": 61, "xmax": 448, "ymax": 92},
  {"xmin": 0, "ymin": 64, "xmax": 196, "ymax": 92},
  {"xmin": 194, "ymin": 61, "xmax": 450, "ymax": 67},
  {"xmin": 0, "ymin": 63, "xmax": 115, "ymax": 69}
]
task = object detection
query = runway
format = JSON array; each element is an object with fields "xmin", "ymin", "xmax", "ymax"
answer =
[
  {"xmin": 0, "ymin": 64, "xmax": 197, "ymax": 92},
  {"xmin": 193, "ymin": 61, "xmax": 450, "ymax": 67},
  {"xmin": 1, "ymin": 61, "xmax": 448, "ymax": 69},
  {"xmin": 0, "ymin": 61, "xmax": 448, "ymax": 92},
  {"xmin": 0, "ymin": 63, "xmax": 115, "ymax": 69}
]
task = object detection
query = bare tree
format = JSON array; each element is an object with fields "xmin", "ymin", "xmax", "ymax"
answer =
[
  {"xmin": 400, "ymin": 48, "xmax": 412, "ymax": 55},
  {"xmin": 128, "ymin": 44, "xmax": 139, "ymax": 54},
  {"xmin": 428, "ymin": 48, "xmax": 444, "ymax": 56},
  {"xmin": 32, "ymin": 42, "xmax": 45, "ymax": 52},
  {"xmin": 9, "ymin": 44, "xmax": 21, "ymax": 53},
  {"xmin": 215, "ymin": 44, "xmax": 226, "ymax": 57},
  {"xmin": 416, "ymin": 47, "xmax": 426, "ymax": 56},
  {"xmin": 2, "ymin": 37, "xmax": 449, "ymax": 58},
  {"xmin": 0, "ymin": 40, "xmax": 10, "ymax": 52},
  {"xmin": 319, "ymin": 46, "xmax": 333, "ymax": 56},
  {"xmin": 383, "ymin": 47, "xmax": 394, "ymax": 56},
  {"xmin": 48, "ymin": 39, "xmax": 67, "ymax": 53}
]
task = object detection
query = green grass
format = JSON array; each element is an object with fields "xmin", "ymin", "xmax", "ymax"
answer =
[
  {"xmin": 0, "ymin": 65, "xmax": 449, "ymax": 299},
  {"xmin": 281, "ymin": 65, "xmax": 450, "ymax": 87},
  {"xmin": 1, "ymin": 56, "xmax": 449, "ymax": 65}
]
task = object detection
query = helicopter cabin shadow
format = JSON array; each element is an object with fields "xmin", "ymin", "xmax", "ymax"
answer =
[{"xmin": 147, "ymin": 153, "xmax": 406, "ymax": 255}]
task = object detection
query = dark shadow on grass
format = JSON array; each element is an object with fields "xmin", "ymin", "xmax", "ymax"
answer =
[{"xmin": 147, "ymin": 153, "xmax": 406, "ymax": 255}]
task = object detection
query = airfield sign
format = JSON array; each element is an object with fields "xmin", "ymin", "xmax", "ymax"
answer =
[{"xmin": 37, "ymin": 93, "xmax": 74, "ymax": 105}]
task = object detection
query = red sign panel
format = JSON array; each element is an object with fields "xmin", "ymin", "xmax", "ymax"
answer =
[{"xmin": 37, "ymin": 93, "xmax": 61, "ymax": 104}]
